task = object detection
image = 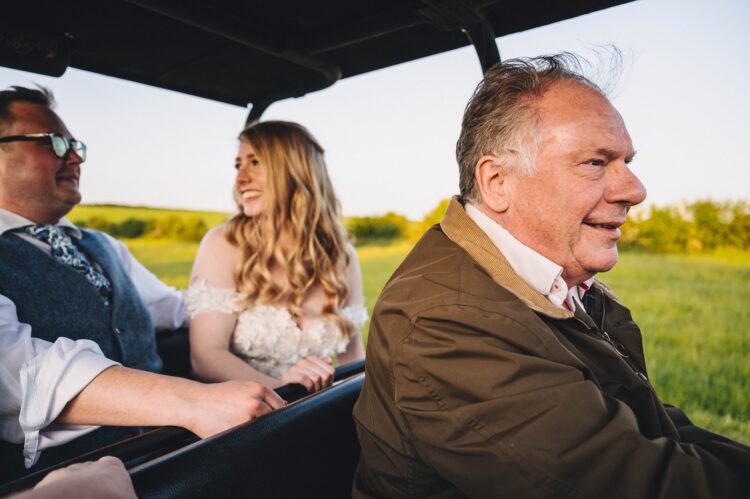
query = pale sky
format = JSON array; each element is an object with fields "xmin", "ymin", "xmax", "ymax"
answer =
[{"xmin": 1, "ymin": 0, "xmax": 748, "ymax": 219}]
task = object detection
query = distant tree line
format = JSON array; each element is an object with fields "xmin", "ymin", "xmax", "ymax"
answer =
[
  {"xmin": 344, "ymin": 199, "xmax": 454, "ymax": 245},
  {"xmin": 395, "ymin": 198, "xmax": 750, "ymax": 253},
  {"xmin": 74, "ymin": 199, "xmax": 749, "ymax": 252},
  {"xmin": 620, "ymin": 200, "xmax": 750, "ymax": 252},
  {"xmin": 75, "ymin": 215, "xmax": 208, "ymax": 242},
  {"xmin": 417, "ymin": 198, "xmax": 749, "ymax": 253},
  {"xmin": 345, "ymin": 212, "xmax": 411, "ymax": 244}
]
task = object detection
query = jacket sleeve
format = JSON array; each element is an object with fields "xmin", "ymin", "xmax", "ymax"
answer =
[{"xmin": 392, "ymin": 305, "xmax": 750, "ymax": 499}]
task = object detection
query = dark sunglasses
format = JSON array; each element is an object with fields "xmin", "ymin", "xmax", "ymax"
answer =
[{"xmin": 0, "ymin": 132, "xmax": 87, "ymax": 161}]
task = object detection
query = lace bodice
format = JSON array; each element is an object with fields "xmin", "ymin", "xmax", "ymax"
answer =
[{"xmin": 184, "ymin": 281, "xmax": 368, "ymax": 378}]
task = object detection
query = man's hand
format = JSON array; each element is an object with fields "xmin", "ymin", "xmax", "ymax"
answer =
[
  {"xmin": 280, "ymin": 356, "xmax": 335, "ymax": 393},
  {"xmin": 12, "ymin": 456, "xmax": 136, "ymax": 499},
  {"xmin": 185, "ymin": 380, "xmax": 286, "ymax": 438}
]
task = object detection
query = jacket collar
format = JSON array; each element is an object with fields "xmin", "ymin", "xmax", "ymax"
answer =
[{"xmin": 440, "ymin": 196, "xmax": 575, "ymax": 320}]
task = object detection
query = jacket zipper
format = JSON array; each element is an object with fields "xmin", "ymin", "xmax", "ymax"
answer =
[{"xmin": 577, "ymin": 302, "xmax": 649, "ymax": 384}]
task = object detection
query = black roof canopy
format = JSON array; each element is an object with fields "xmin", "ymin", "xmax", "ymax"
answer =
[{"xmin": 2, "ymin": 0, "xmax": 632, "ymax": 112}]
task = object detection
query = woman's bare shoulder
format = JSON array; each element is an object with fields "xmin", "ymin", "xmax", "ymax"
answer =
[
  {"xmin": 200, "ymin": 224, "xmax": 240, "ymax": 254},
  {"xmin": 192, "ymin": 224, "xmax": 242, "ymax": 285}
]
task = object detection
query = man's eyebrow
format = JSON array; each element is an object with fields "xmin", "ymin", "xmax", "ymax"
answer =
[{"xmin": 596, "ymin": 148, "xmax": 637, "ymax": 162}]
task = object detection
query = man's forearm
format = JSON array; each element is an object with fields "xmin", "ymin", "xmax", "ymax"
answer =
[
  {"xmin": 58, "ymin": 366, "xmax": 194, "ymax": 429},
  {"xmin": 57, "ymin": 365, "xmax": 285, "ymax": 438}
]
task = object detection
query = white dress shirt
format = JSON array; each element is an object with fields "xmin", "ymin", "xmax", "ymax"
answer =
[
  {"xmin": 465, "ymin": 203, "xmax": 594, "ymax": 311},
  {"xmin": 0, "ymin": 208, "xmax": 188, "ymax": 467}
]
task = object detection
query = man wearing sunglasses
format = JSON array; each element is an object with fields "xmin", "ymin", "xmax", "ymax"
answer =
[
  {"xmin": 0, "ymin": 86, "xmax": 285, "ymax": 482},
  {"xmin": 0, "ymin": 132, "xmax": 87, "ymax": 160}
]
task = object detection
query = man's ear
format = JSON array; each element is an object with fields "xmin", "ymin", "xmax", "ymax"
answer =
[{"xmin": 475, "ymin": 155, "xmax": 510, "ymax": 213}]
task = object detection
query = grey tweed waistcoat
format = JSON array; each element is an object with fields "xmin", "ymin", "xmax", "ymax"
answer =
[{"xmin": 0, "ymin": 229, "xmax": 161, "ymax": 372}]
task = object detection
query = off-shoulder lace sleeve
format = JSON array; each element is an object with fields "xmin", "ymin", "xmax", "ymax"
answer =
[
  {"xmin": 184, "ymin": 279, "xmax": 240, "ymax": 318},
  {"xmin": 342, "ymin": 304, "xmax": 369, "ymax": 328}
]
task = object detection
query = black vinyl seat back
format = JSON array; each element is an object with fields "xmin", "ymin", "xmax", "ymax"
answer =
[
  {"xmin": 155, "ymin": 327, "xmax": 192, "ymax": 379},
  {"xmin": 130, "ymin": 373, "xmax": 365, "ymax": 498}
]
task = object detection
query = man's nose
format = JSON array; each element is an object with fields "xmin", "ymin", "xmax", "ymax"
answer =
[
  {"xmin": 66, "ymin": 149, "xmax": 84, "ymax": 165},
  {"xmin": 607, "ymin": 163, "xmax": 647, "ymax": 207}
]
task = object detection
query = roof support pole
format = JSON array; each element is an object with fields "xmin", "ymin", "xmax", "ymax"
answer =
[
  {"xmin": 462, "ymin": 19, "xmax": 500, "ymax": 73},
  {"xmin": 415, "ymin": 1, "xmax": 500, "ymax": 74},
  {"xmin": 244, "ymin": 98, "xmax": 273, "ymax": 127}
]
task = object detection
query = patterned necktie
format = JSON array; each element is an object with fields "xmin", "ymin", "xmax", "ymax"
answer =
[{"xmin": 22, "ymin": 224, "xmax": 112, "ymax": 307}]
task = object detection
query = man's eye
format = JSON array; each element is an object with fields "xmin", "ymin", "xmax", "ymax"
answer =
[{"xmin": 585, "ymin": 159, "xmax": 605, "ymax": 167}]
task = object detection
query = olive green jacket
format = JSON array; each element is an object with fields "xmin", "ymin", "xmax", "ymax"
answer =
[{"xmin": 353, "ymin": 197, "xmax": 749, "ymax": 498}]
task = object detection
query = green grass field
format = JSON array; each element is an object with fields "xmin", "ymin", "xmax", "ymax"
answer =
[{"xmin": 126, "ymin": 239, "xmax": 199, "ymax": 288}]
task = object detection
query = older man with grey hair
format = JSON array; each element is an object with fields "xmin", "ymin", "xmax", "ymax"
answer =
[{"xmin": 352, "ymin": 53, "xmax": 749, "ymax": 498}]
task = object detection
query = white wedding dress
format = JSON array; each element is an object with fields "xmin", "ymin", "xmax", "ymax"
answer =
[{"xmin": 184, "ymin": 280, "xmax": 368, "ymax": 378}]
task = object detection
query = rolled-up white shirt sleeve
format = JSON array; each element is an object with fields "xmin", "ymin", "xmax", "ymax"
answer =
[
  {"xmin": 101, "ymin": 233, "xmax": 188, "ymax": 330},
  {"xmin": 0, "ymin": 295, "xmax": 118, "ymax": 467}
]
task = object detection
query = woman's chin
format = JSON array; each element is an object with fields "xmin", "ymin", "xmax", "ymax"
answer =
[{"xmin": 242, "ymin": 204, "xmax": 264, "ymax": 217}]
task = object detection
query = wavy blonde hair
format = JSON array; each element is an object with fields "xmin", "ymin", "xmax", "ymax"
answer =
[{"xmin": 225, "ymin": 121, "xmax": 355, "ymax": 340}]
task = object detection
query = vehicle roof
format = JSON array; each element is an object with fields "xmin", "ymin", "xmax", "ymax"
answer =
[{"xmin": 2, "ymin": 0, "xmax": 631, "ymax": 110}]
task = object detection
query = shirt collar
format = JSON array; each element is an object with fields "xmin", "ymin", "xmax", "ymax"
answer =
[
  {"xmin": 465, "ymin": 203, "xmax": 563, "ymax": 294},
  {"xmin": 465, "ymin": 202, "xmax": 594, "ymax": 310},
  {"xmin": 0, "ymin": 207, "xmax": 82, "ymax": 239}
]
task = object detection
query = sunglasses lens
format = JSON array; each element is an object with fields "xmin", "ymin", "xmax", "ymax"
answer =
[
  {"xmin": 49, "ymin": 135, "xmax": 86, "ymax": 161},
  {"xmin": 50, "ymin": 135, "xmax": 70, "ymax": 158},
  {"xmin": 73, "ymin": 141, "xmax": 87, "ymax": 161}
]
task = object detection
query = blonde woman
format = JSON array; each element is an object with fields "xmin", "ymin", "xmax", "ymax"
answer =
[{"xmin": 185, "ymin": 121, "xmax": 366, "ymax": 393}]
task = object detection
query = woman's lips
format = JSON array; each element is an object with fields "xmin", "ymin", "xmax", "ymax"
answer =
[{"xmin": 241, "ymin": 190, "xmax": 261, "ymax": 200}]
